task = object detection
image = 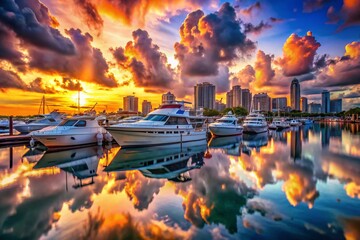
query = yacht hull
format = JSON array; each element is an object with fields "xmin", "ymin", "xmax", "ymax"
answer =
[
  {"xmin": 209, "ymin": 126, "xmax": 243, "ymax": 137},
  {"xmin": 32, "ymin": 133, "xmax": 99, "ymax": 147},
  {"xmin": 243, "ymin": 125, "xmax": 268, "ymax": 134},
  {"xmin": 14, "ymin": 124, "xmax": 51, "ymax": 134},
  {"xmin": 107, "ymin": 127, "xmax": 207, "ymax": 148}
]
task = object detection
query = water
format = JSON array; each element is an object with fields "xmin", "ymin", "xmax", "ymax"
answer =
[{"xmin": 0, "ymin": 123, "xmax": 359, "ymax": 240}]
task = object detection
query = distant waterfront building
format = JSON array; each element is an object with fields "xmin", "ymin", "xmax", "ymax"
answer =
[
  {"xmin": 241, "ymin": 89, "xmax": 252, "ymax": 112},
  {"xmin": 215, "ymin": 100, "xmax": 226, "ymax": 112},
  {"xmin": 162, "ymin": 92, "xmax": 175, "ymax": 104},
  {"xmin": 272, "ymin": 97, "xmax": 287, "ymax": 111},
  {"xmin": 123, "ymin": 96, "xmax": 138, "ymax": 112},
  {"xmin": 226, "ymin": 91, "xmax": 233, "ymax": 108},
  {"xmin": 290, "ymin": 78, "xmax": 300, "ymax": 110},
  {"xmin": 142, "ymin": 100, "xmax": 152, "ymax": 115},
  {"xmin": 322, "ymin": 90, "xmax": 330, "ymax": 113},
  {"xmin": 309, "ymin": 102, "xmax": 321, "ymax": 114},
  {"xmin": 330, "ymin": 99, "xmax": 342, "ymax": 113},
  {"xmin": 194, "ymin": 82, "xmax": 215, "ymax": 110},
  {"xmin": 253, "ymin": 93, "xmax": 271, "ymax": 112},
  {"xmin": 300, "ymin": 97, "xmax": 308, "ymax": 113}
]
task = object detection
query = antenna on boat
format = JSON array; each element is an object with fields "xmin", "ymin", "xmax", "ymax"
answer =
[
  {"xmin": 77, "ymin": 91, "xmax": 80, "ymax": 114},
  {"xmin": 38, "ymin": 95, "xmax": 46, "ymax": 115}
]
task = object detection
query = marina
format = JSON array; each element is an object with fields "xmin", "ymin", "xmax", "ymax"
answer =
[{"xmin": 0, "ymin": 122, "xmax": 359, "ymax": 239}]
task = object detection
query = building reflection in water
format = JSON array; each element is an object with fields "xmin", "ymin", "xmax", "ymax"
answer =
[
  {"xmin": 291, "ymin": 129, "xmax": 302, "ymax": 161},
  {"xmin": 321, "ymin": 123, "xmax": 330, "ymax": 148}
]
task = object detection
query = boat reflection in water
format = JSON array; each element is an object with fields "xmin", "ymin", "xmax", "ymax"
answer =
[
  {"xmin": 33, "ymin": 145, "xmax": 104, "ymax": 188},
  {"xmin": 242, "ymin": 132, "xmax": 269, "ymax": 153},
  {"xmin": 105, "ymin": 140, "xmax": 207, "ymax": 182},
  {"xmin": 208, "ymin": 135, "xmax": 242, "ymax": 156}
]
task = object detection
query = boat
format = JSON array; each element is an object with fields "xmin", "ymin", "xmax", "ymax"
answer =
[
  {"xmin": 268, "ymin": 123, "xmax": 277, "ymax": 130},
  {"xmin": 290, "ymin": 119, "xmax": 302, "ymax": 126},
  {"xmin": 243, "ymin": 112, "xmax": 268, "ymax": 134},
  {"xmin": 299, "ymin": 118, "xmax": 313, "ymax": 125},
  {"xmin": 0, "ymin": 119, "xmax": 25, "ymax": 133},
  {"xmin": 273, "ymin": 118, "xmax": 290, "ymax": 130},
  {"xmin": 105, "ymin": 141, "xmax": 207, "ymax": 181},
  {"xmin": 106, "ymin": 101, "xmax": 207, "ymax": 148},
  {"xmin": 14, "ymin": 111, "xmax": 65, "ymax": 134},
  {"xmin": 30, "ymin": 116, "xmax": 109, "ymax": 147},
  {"xmin": 208, "ymin": 111, "xmax": 243, "ymax": 137}
]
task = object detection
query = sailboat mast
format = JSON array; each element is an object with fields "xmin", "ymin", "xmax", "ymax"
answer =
[
  {"xmin": 78, "ymin": 91, "xmax": 80, "ymax": 114},
  {"xmin": 43, "ymin": 95, "xmax": 45, "ymax": 114}
]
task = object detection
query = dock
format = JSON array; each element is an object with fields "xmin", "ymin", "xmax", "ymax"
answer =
[{"xmin": 0, "ymin": 135, "xmax": 31, "ymax": 147}]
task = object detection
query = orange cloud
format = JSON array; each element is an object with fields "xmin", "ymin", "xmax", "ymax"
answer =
[
  {"xmin": 345, "ymin": 41, "xmax": 360, "ymax": 59},
  {"xmin": 254, "ymin": 50, "xmax": 275, "ymax": 87},
  {"xmin": 276, "ymin": 31, "xmax": 321, "ymax": 76}
]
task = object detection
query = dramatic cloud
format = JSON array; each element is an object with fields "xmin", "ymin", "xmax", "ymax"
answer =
[
  {"xmin": 326, "ymin": 6, "xmax": 339, "ymax": 24},
  {"xmin": 175, "ymin": 3, "xmax": 256, "ymax": 94},
  {"xmin": 243, "ymin": 21, "xmax": 272, "ymax": 35},
  {"xmin": 276, "ymin": 31, "xmax": 321, "ymax": 76},
  {"xmin": 15, "ymin": 0, "xmax": 59, "ymax": 27},
  {"xmin": 254, "ymin": 50, "xmax": 275, "ymax": 87},
  {"xmin": 339, "ymin": 0, "xmax": 360, "ymax": 29},
  {"xmin": 0, "ymin": 0, "xmax": 75, "ymax": 54},
  {"xmin": 73, "ymin": 0, "xmax": 103, "ymax": 35},
  {"xmin": 112, "ymin": 29, "xmax": 175, "ymax": 93},
  {"xmin": 232, "ymin": 64, "xmax": 255, "ymax": 89},
  {"xmin": 53, "ymin": 77, "xmax": 83, "ymax": 91},
  {"xmin": 0, "ymin": 69, "xmax": 27, "ymax": 91},
  {"xmin": 303, "ymin": 0, "xmax": 331, "ymax": 13},
  {"xmin": 240, "ymin": 2, "xmax": 261, "ymax": 16},
  {"xmin": 29, "ymin": 28, "xmax": 118, "ymax": 87},
  {"xmin": 0, "ymin": 23, "xmax": 25, "ymax": 69},
  {"xmin": 28, "ymin": 77, "xmax": 58, "ymax": 93}
]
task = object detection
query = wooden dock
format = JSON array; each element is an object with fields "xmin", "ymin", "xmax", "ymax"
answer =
[{"xmin": 0, "ymin": 135, "xmax": 31, "ymax": 147}]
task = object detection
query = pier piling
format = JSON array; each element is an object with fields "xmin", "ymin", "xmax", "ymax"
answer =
[{"xmin": 9, "ymin": 116, "xmax": 13, "ymax": 136}]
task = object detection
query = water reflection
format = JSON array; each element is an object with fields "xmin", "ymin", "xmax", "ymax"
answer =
[{"xmin": 0, "ymin": 124, "xmax": 359, "ymax": 239}]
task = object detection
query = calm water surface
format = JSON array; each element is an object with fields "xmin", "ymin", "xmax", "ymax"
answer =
[{"xmin": 0, "ymin": 123, "xmax": 359, "ymax": 240}]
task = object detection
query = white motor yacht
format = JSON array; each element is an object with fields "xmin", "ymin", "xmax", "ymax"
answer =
[
  {"xmin": 299, "ymin": 118, "xmax": 313, "ymax": 125},
  {"xmin": 106, "ymin": 101, "xmax": 207, "ymax": 148},
  {"xmin": 290, "ymin": 119, "xmax": 302, "ymax": 126},
  {"xmin": 273, "ymin": 118, "xmax": 290, "ymax": 130},
  {"xmin": 117, "ymin": 116, "xmax": 143, "ymax": 124},
  {"xmin": 30, "ymin": 116, "xmax": 108, "ymax": 147},
  {"xmin": 243, "ymin": 113, "xmax": 268, "ymax": 134},
  {"xmin": 208, "ymin": 112, "xmax": 243, "ymax": 137},
  {"xmin": 14, "ymin": 111, "xmax": 65, "ymax": 134}
]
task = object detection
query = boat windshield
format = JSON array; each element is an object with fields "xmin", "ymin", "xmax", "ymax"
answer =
[
  {"xmin": 143, "ymin": 114, "xmax": 169, "ymax": 122},
  {"xmin": 217, "ymin": 120, "xmax": 234, "ymax": 124},
  {"xmin": 59, "ymin": 119, "xmax": 78, "ymax": 126}
]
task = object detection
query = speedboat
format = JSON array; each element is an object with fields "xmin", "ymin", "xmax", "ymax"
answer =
[
  {"xmin": 243, "ymin": 112, "xmax": 268, "ymax": 134},
  {"xmin": 106, "ymin": 101, "xmax": 207, "ymax": 148},
  {"xmin": 30, "ymin": 116, "xmax": 109, "ymax": 147},
  {"xmin": 273, "ymin": 118, "xmax": 290, "ymax": 130},
  {"xmin": 290, "ymin": 119, "xmax": 301, "ymax": 126},
  {"xmin": 14, "ymin": 111, "xmax": 65, "ymax": 134},
  {"xmin": 0, "ymin": 119, "xmax": 25, "ymax": 133},
  {"xmin": 208, "ymin": 111, "xmax": 243, "ymax": 137}
]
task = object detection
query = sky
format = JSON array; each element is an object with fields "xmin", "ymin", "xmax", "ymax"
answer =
[{"xmin": 0, "ymin": 0, "xmax": 359, "ymax": 115}]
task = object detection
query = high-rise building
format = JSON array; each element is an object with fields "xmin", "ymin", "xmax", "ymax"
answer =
[
  {"xmin": 253, "ymin": 93, "xmax": 271, "ymax": 112},
  {"xmin": 123, "ymin": 96, "xmax": 138, "ymax": 112},
  {"xmin": 309, "ymin": 102, "xmax": 321, "ymax": 114},
  {"xmin": 272, "ymin": 97, "xmax": 287, "ymax": 111},
  {"xmin": 194, "ymin": 82, "xmax": 215, "ymax": 110},
  {"xmin": 330, "ymin": 99, "xmax": 342, "ymax": 113},
  {"xmin": 142, "ymin": 100, "xmax": 152, "ymax": 115},
  {"xmin": 162, "ymin": 92, "xmax": 175, "ymax": 104},
  {"xmin": 226, "ymin": 85, "xmax": 242, "ymax": 108},
  {"xmin": 226, "ymin": 91, "xmax": 233, "ymax": 108},
  {"xmin": 215, "ymin": 100, "xmax": 226, "ymax": 112},
  {"xmin": 241, "ymin": 89, "xmax": 252, "ymax": 112},
  {"xmin": 300, "ymin": 97, "xmax": 308, "ymax": 113},
  {"xmin": 290, "ymin": 78, "xmax": 300, "ymax": 110},
  {"xmin": 322, "ymin": 90, "xmax": 330, "ymax": 113}
]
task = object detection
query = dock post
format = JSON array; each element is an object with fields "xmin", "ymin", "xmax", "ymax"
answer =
[
  {"xmin": 9, "ymin": 147, "xmax": 13, "ymax": 169},
  {"xmin": 9, "ymin": 116, "xmax": 13, "ymax": 136}
]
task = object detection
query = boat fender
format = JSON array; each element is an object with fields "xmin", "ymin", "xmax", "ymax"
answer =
[
  {"xmin": 30, "ymin": 138, "xmax": 35, "ymax": 148},
  {"xmin": 104, "ymin": 132, "xmax": 113, "ymax": 142},
  {"xmin": 96, "ymin": 132, "xmax": 103, "ymax": 146}
]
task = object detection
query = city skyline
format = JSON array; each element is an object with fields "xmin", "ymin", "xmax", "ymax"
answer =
[{"xmin": 0, "ymin": 0, "xmax": 359, "ymax": 115}]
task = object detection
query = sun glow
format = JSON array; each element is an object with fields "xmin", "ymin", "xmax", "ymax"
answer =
[{"xmin": 71, "ymin": 92, "xmax": 87, "ymax": 108}]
